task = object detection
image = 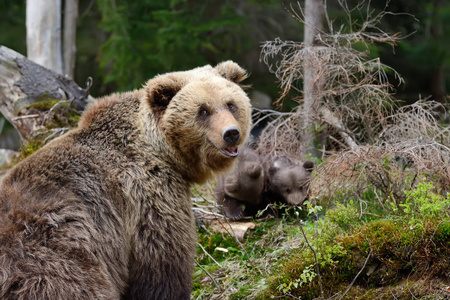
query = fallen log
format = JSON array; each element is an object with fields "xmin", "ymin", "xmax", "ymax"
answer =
[{"xmin": 0, "ymin": 45, "xmax": 91, "ymax": 141}]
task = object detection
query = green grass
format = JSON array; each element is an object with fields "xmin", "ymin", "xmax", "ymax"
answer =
[{"xmin": 193, "ymin": 181, "xmax": 450, "ymax": 299}]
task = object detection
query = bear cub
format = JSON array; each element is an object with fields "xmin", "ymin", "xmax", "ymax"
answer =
[
  {"xmin": 216, "ymin": 153, "xmax": 314, "ymax": 220},
  {"xmin": 265, "ymin": 156, "xmax": 314, "ymax": 206},
  {"xmin": 215, "ymin": 147, "xmax": 265, "ymax": 220}
]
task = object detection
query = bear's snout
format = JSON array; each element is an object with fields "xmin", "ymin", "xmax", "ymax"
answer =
[{"xmin": 222, "ymin": 126, "xmax": 240, "ymax": 145}]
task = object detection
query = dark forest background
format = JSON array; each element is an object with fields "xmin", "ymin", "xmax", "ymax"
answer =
[{"xmin": 1, "ymin": 0, "xmax": 448, "ymax": 106}]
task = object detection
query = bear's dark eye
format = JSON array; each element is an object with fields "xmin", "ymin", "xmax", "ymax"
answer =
[
  {"xmin": 227, "ymin": 102, "xmax": 236, "ymax": 113},
  {"xmin": 198, "ymin": 107, "xmax": 209, "ymax": 117},
  {"xmin": 285, "ymin": 188, "xmax": 291, "ymax": 194}
]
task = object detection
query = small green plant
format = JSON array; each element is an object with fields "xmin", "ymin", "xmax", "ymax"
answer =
[
  {"xmin": 325, "ymin": 201, "xmax": 360, "ymax": 231},
  {"xmin": 277, "ymin": 266, "xmax": 316, "ymax": 294},
  {"xmin": 391, "ymin": 181, "xmax": 450, "ymax": 229}
]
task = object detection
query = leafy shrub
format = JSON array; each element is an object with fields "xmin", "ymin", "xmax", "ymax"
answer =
[
  {"xmin": 402, "ymin": 181, "xmax": 450, "ymax": 217},
  {"xmin": 264, "ymin": 182, "xmax": 450, "ymax": 299}
]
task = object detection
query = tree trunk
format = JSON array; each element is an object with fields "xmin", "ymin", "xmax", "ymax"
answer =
[
  {"xmin": 26, "ymin": 0, "xmax": 64, "ymax": 75},
  {"xmin": 301, "ymin": 0, "xmax": 324, "ymax": 158},
  {"xmin": 431, "ymin": 67, "xmax": 445, "ymax": 104},
  {"xmin": 63, "ymin": 0, "xmax": 79, "ymax": 78},
  {"xmin": 0, "ymin": 46, "xmax": 90, "ymax": 141}
]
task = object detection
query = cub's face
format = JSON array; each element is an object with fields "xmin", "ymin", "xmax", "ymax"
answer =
[
  {"xmin": 269, "ymin": 156, "xmax": 314, "ymax": 206},
  {"xmin": 145, "ymin": 61, "xmax": 252, "ymax": 183}
]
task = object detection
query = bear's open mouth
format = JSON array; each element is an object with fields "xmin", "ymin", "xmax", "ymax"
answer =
[{"xmin": 220, "ymin": 146, "xmax": 239, "ymax": 157}]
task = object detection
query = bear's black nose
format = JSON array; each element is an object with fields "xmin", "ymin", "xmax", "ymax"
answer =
[{"xmin": 222, "ymin": 126, "xmax": 240, "ymax": 145}]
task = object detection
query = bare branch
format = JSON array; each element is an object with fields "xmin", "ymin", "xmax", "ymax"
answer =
[
  {"xmin": 197, "ymin": 243, "xmax": 223, "ymax": 268},
  {"xmin": 338, "ymin": 250, "xmax": 372, "ymax": 300},
  {"xmin": 195, "ymin": 260, "xmax": 221, "ymax": 291}
]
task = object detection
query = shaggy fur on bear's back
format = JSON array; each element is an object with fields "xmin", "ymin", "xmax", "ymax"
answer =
[{"xmin": 0, "ymin": 61, "xmax": 252, "ymax": 300}]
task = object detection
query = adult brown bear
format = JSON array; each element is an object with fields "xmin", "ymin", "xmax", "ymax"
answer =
[{"xmin": 0, "ymin": 61, "xmax": 252, "ymax": 300}]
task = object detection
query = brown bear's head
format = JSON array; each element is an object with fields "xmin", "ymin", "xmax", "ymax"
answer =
[
  {"xmin": 268, "ymin": 156, "xmax": 314, "ymax": 206},
  {"xmin": 144, "ymin": 61, "xmax": 252, "ymax": 183}
]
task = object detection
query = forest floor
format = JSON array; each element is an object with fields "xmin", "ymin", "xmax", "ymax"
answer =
[{"xmin": 191, "ymin": 182, "xmax": 450, "ymax": 300}]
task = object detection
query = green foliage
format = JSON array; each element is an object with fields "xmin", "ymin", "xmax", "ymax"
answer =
[
  {"xmin": 325, "ymin": 204, "xmax": 358, "ymax": 232},
  {"xmin": 397, "ymin": 2, "xmax": 450, "ymax": 69},
  {"xmin": 389, "ymin": 181, "xmax": 450, "ymax": 229},
  {"xmin": 402, "ymin": 181, "xmax": 450, "ymax": 218},
  {"xmin": 259, "ymin": 181, "xmax": 450, "ymax": 298},
  {"xmin": 277, "ymin": 266, "xmax": 316, "ymax": 295},
  {"xmin": 0, "ymin": 0, "xmax": 26, "ymax": 54},
  {"xmin": 15, "ymin": 139, "xmax": 44, "ymax": 162},
  {"xmin": 96, "ymin": 0, "xmax": 245, "ymax": 90}
]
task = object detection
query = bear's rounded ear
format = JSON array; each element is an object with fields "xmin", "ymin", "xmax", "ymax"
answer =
[
  {"xmin": 269, "ymin": 156, "xmax": 291, "ymax": 175},
  {"xmin": 215, "ymin": 61, "xmax": 248, "ymax": 84},
  {"xmin": 303, "ymin": 160, "xmax": 314, "ymax": 172},
  {"xmin": 145, "ymin": 76, "xmax": 184, "ymax": 122}
]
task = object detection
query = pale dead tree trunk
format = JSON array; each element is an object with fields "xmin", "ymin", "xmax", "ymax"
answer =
[
  {"xmin": 26, "ymin": 0, "xmax": 78, "ymax": 78},
  {"xmin": 301, "ymin": 0, "xmax": 324, "ymax": 158},
  {"xmin": 63, "ymin": 0, "xmax": 79, "ymax": 78},
  {"xmin": 26, "ymin": 0, "xmax": 64, "ymax": 75}
]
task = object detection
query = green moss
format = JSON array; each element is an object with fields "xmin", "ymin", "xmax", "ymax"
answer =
[
  {"xmin": 29, "ymin": 99, "xmax": 61, "ymax": 111},
  {"xmin": 196, "ymin": 230, "xmax": 242, "ymax": 264},
  {"xmin": 263, "ymin": 213, "xmax": 450, "ymax": 299},
  {"xmin": 21, "ymin": 99, "xmax": 82, "ymax": 130},
  {"xmin": 194, "ymin": 183, "xmax": 450, "ymax": 299},
  {"xmin": 325, "ymin": 201, "xmax": 360, "ymax": 230},
  {"xmin": 436, "ymin": 221, "xmax": 450, "ymax": 240},
  {"xmin": 11, "ymin": 98, "xmax": 83, "ymax": 165},
  {"xmin": 12, "ymin": 138, "xmax": 45, "ymax": 163}
]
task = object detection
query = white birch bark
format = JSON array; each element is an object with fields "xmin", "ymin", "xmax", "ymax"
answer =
[{"xmin": 26, "ymin": 0, "xmax": 64, "ymax": 74}]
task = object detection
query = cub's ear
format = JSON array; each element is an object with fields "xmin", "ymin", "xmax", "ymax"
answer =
[
  {"xmin": 303, "ymin": 160, "xmax": 314, "ymax": 172},
  {"xmin": 215, "ymin": 61, "xmax": 248, "ymax": 84},
  {"xmin": 269, "ymin": 156, "xmax": 291, "ymax": 175},
  {"xmin": 145, "ymin": 75, "xmax": 184, "ymax": 122}
]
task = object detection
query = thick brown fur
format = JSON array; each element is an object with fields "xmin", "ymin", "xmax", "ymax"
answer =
[{"xmin": 0, "ymin": 61, "xmax": 252, "ymax": 300}]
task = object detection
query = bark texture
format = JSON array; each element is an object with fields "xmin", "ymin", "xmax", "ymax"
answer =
[
  {"xmin": 0, "ymin": 46, "xmax": 89, "ymax": 141},
  {"xmin": 63, "ymin": 0, "xmax": 79, "ymax": 78},
  {"xmin": 26, "ymin": 0, "xmax": 64, "ymax": 74},
  {"xmin": 302, "ymin": 0, "xmax": 324, "ymax": 157}
]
